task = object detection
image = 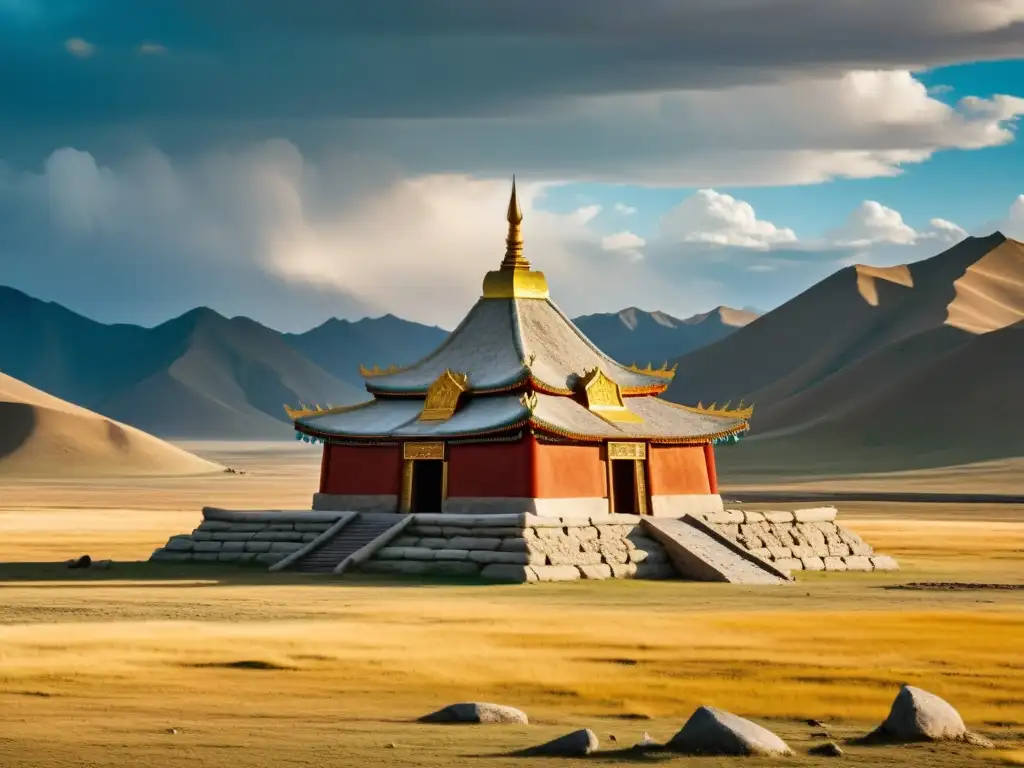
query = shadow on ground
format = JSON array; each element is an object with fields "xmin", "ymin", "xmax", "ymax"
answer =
[{"xmin": 0, "ymin": 561, "xmax": 497, "ymax": 589}]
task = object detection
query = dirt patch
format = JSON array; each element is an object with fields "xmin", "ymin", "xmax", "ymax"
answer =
[{"xmin": 884, "ymin": 582, "xmax": 1024, "ymax": 591}]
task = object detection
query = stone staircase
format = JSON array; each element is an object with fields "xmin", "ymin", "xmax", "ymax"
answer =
[
  {"xmin": 290, "ymin": 515, "xmax": 405, "ymax": 574},
  {"xmin": 642, "ymin": 516, "xmax": 789, "ymax": 585}
]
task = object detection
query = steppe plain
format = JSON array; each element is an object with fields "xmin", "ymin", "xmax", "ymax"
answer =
[{"xmin": 1, "ymin": 442, "xmax": 1023, "ymax": 767}]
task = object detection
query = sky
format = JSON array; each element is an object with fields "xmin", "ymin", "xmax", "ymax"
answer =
[{"xmin": 0, "ymin": 0, "xmax": 1023, "ymax": 331}]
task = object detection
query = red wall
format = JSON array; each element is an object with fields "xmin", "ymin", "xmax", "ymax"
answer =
[
  {"xmin": 446, "ymin": 440, "xmax": 534, "ymax": 497},
  {"xmin": 533, "ymin": 441, "xmax": 606, "ymax": 498},
  {"xmin": 321, "ymin": 444, "xmax": 402, "ymax": 495},
  {"xmin": 648, "ymin": 445, "xmax": 712, "ymax": 495}
]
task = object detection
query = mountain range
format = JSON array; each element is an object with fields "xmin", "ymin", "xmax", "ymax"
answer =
[
  {"xmin": 666, "ymin": 232, "xmax": 1024, "ymax": 473},
  {"xmin": 0, "ymin": 287, "xmax": 755, "ymax": 439}
]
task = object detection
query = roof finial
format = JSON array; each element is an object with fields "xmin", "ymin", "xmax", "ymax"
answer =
[{"xmin": 501, "ymin": 176, "xmax": 529, "ymax": 270}]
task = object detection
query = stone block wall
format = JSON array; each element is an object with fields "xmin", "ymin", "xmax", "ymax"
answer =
[
  {"xmin": 149, "ymin": 509, "xmax": 346, "ymax": 567},
  {"xmin": 700, "ymin": 507, "xmax": 899, "ymax": 573},
  {"xmin": 357, "ymin": 513, "xmax": 675, "ymax": 582}
]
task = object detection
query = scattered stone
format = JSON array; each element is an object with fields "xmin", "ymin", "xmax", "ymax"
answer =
[
  {"xmin": 668, "ymin": 706, "xmax": 792, "ymax": 756},
  {"xmin": 521, "ymin": 728, "xmax": 599, "ymax": 756},
  {"xmin": 866, "ymin": 685, "xmax": 993, "ymax": 747},
  {"xmin": 871, "ymin": 555, "xmax": 900, "ymax": 571},
  {"xmin": 419, "ymin": 702, "xmax": 528, "ymax": 725},
  {"xmin": 809, "ymin": 741, "xmax": 843, "ymax": 757}
]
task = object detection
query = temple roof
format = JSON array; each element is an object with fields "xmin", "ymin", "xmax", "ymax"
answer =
[
  {"xmin": 360, "ymin": 296, "xmax": 672, "ymax": 395},
  {"xmin": 294, "ymin": 392, "xmax": 746, "ymax": 444}
]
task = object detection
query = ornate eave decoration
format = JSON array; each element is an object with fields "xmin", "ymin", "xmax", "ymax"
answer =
[
  {"xmin": 359, "ymin": 363, "xmax": 402, "ymax": 378},
  {"xmin": 688, "ymin": 400, "xmax": 755, "ymax": 420},
  {"xmin": 283, "ymin": 401, "xmax": 373, "ymax": 421},
  {"xmin": 626, "ymin": 361, "xmax": 679, "ymax": 380},
  {"xmin": 578, "ymin": 367, "xmax": 644, "ymax": 424},
  {"xmin": 419, "ymin": 369, "xmax": 469, "ymax": 421}
]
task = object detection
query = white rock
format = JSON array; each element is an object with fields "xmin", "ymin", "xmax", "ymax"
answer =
[
  {"xmin": 668, "ymin": 706, "xmax": 792, "ymax": 756},
  {"xmin": 531, "ymin": 565, "xmax": 582, "ymax": 582},
  {"xmin": 868, "ymin": 685, "xmax": 992, "ymax": 746},
  {"xmin": 844, "ymin": 555, "xmax": 873, "ymax": 571},
  {"xmin": 419, "ymin": 702, "xmax": 528, "ymax": 724},
  {"xmin": 763, "ymin": 510, "xmax": 794, "ymax": 523}
]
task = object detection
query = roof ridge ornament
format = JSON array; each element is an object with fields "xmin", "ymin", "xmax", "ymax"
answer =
[
  {"xmin": 481, "ymin": 177, "xmax": 551, "ymax": 300},
  {"xmin": 627, "ymin": 361, "xmax": 679, "ymax": 380}
]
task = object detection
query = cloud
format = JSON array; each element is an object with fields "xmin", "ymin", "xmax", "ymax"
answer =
[
  {"xmin": 0, "ymin": 143, "xmax": 1016, "ymax": 334},
  {"xmin": 601, "ymin": 231, "xmax": 646, "ymax": 262},
  {"xmin": 0, "ymin": 144, "xmax": 685, "ymax": 330},
  {"xmin": 63, "ymin": 38, "xmax": 95, "ymax": 58},
  {"xmin": 660, "ymin": 189, "xmax": 798, "ymax": 249},
  {"xmin": 1000, "ymin": 194, "xmax": 1024, "ymax": 239},
  {"xmin": 1, "ymin": 4, "xmax": 1022, "ymax": 186},
  {"xmin": 613, "ymin": 203, "xmax": 638, "ymax": 215},
  {"xmin": 825, "ymin": 201, "xmax": 918, "ymax": 246}
]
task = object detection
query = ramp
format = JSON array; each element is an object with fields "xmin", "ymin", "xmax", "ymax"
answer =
[
  {"xmin": 287, "ymin": 514, "xmax": 408, "ymax": 574},
  {"xmin": 642, "ymin": 517, "xmax": 789, "ymax": 585}
]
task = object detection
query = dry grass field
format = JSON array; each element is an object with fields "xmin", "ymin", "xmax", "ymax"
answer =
[{"xmin": 1, "ymin": 442, "xmax": 1023, "ymax": 767}]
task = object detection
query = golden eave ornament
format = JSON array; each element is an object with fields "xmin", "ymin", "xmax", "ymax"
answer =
[
  {"xmin": 481, "ymin": 177, "xmax": 550, "ymax": 300},
  {"xmin": 419, "ymin": 369, "xmax": 469, "ymax": 421},
  {"xmin": 689, "ymin": 400, "xmax": 755, "ymax": 420},
  {"xmin": 578, "ymin": 367, "xmax": 644, "ymax": 424},
  {"xmin": 627, "ymin": 361, "xmax": 679, "ymax": 380},
  {"xmin": 284, "ymin": 401, "xmax": 369, "ymax": 421}
]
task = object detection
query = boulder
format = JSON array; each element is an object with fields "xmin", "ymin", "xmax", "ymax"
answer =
[
  {"xmin": 419, "ymin": 702, "xmax": 528, "ymax": 724},
  {"xmin": 668, "ymin": 706, "xmax": 792, "ymax": 756},
  {"xmin": 866, "ymin": 685, "xmax": 993, "ymax": 746},
  {"xmin": 521, "ymin": 728, "xmax": 599, "ymax": 756}
]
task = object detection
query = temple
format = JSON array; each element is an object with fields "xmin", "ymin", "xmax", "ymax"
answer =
[
  {"xmin": 151, "ymin": 179, "xmax": 898, "ymax": 582},
  {"xmin": 286, "ymin": 180, "xmax": 752, "ymax": 520}
]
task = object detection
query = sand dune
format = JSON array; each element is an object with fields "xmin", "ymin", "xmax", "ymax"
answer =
[{"xmin": 0, "ymin": 372, "xmax": 221, "ymax": 478}]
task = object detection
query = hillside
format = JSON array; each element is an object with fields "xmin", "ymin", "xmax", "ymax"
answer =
[
  {"xmin": 0, "ymin": 372, "xmax": 221, "ymax": 477},
  {"xmin": 666, "ymin": 232, "xmax": 1024, "ymax": 472},
  {"xmin": 283, "ymin": 314, "xmax": 448, "ymax": 387},
  {"xmin": 573, "ymin": 305, "xmax": 759, "ymax": 365},
  {"xmin": 0, "ymin": 290, "xmax": 364, "ymax": 439}
]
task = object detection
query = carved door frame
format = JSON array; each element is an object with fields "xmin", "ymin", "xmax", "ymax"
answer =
[
  {"xmin": 605, "ymin": 441, "xmax": 649, "ymax": 516},
  {"xmin": 400, "ymin": 441, "xmax": 448, "ymax": 513}
]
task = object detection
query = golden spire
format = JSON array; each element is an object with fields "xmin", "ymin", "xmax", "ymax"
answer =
[
  {"xmin": 501, "ymin": 176, "xmax": 528, "ymax": 270},
  {"xmin": 481, "ymin": 176, "xmax": 550, "ymax": 299}
]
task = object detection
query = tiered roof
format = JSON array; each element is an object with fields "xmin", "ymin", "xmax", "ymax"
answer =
[{"xmin": 290, "ymin": 180, "xmax": 751, "ymax": 445}]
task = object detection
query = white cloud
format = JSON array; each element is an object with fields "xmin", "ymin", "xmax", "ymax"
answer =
[
  {"xmin": 659, "ymin": 189, "xmax": 798, "ymax": 249},
  {"xmin": 613, "ymin": 203, "xmax": 638, "ymax": 215},
  {"xmin": 0, "ymin": 144, "xmax": 683, "ymax": 329},
  {"xmin": 825, "ymin": 201, "xmax": 918, "ymax": 246},
  {"xmin": 824, "ymin": 201, "xmax": 970, "ymax": 248},
  {"xmin": 64, "ymin": 37, "xmax": 95, "ymax": 58},
  {"xmin": 601, "ymin": 231, "xmax": 646, "ymax": 262},
  {"xmin": 344, "ymin": 70, "xmax": 1024, "ymax": 186},
  {"xmin": 1003, "ymin": 195, "xmax": 1024, "ymax": 239},
  {"xmin": 0, "ymin": 143, "xmax": 1016, "ymax": 333},
  {"xmin": 137, "ymin": 42, "xmax": 167, "ymax": 56}
]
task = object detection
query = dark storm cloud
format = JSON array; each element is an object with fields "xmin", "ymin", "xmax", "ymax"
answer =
[{"xmin": 1, "ymin": 0, "xmax": 1022, "ymax": 128}]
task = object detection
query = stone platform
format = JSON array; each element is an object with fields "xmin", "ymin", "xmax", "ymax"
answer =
[{"xmin": 148, "ymin": 505, "xmax": 898, "ymax": 582}]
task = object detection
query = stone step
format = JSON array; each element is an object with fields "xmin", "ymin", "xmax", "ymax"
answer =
[{"xmin": 290, "ymin": 518, "xmax": 401, "ymax": 573}]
